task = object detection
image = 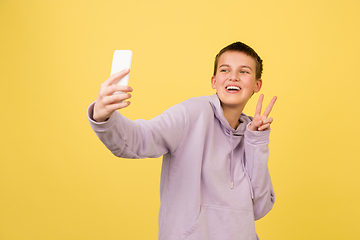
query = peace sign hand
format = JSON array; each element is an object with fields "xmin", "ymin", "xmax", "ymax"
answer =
[{"xmin": 248, "ymin": 94, "xmax": 277, "ymax": 131}]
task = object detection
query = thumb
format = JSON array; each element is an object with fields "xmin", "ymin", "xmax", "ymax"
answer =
[{"xmin": 104, "ymin": 68, "xmax": 130, "ymax": 87}]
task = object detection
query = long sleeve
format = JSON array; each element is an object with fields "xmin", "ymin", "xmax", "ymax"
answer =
[
  {"xmin": 87, "ymin": 102, "xmax": 188, "ymax": 159},
  {"xmin": 244, "ymin": 126, "xmax": 275, "ymax": 220}
]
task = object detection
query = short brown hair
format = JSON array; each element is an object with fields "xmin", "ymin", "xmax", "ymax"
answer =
[{"xmin": 213, "ymin": 42, "xmax": 263, "ymax": 79}]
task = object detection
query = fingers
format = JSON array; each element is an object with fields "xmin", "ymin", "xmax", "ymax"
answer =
[
  {"xmin": 257, "ymin": 117, "xmax": 273, "ymax": 131},
  {"xmin": 103, "ymin": 100, "xmax": 132, "ymax": 114},
  {"xmin": 248, "ymin": 118, "xmax": 262, "ymax": 131},
  {"xmin": 254, "ymin": 94, "xmax": 264, "ymax": 116},
  {"xmin": 100, "ymin": 84, "xmax": 133, "ymax": 97},
  {"xmin": 250, "ymin": 95, "xmax": 277, "ymax": 131},
  {"xmin": 103, "ymin": 68, "xmax": 130, "ymax": 87},
  {"xmin": 263, "ymin": 96, "xmax": 277, "ymax": 118},
  {"xmin": 101, "ymin": 92, "xmax": 131, "ymax": 104}
]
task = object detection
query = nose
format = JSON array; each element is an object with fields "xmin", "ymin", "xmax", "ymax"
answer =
[{"xmin": 229, "ymin": 72, "xmax": 240, "ymax": 81}]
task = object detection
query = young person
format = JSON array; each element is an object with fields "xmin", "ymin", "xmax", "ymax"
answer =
[{"xmin": 87, "ymin": 42, "xmax": 277, "ymax": 240}]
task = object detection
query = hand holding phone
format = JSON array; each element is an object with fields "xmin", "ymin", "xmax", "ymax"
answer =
[{"xmin": 93, "ymin": 51, "xmax": 133, "ymax": 122}]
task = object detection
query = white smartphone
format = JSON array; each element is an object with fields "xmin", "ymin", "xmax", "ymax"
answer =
[{"xmin": 110, "ymin": 50, "xmax": 133, "ymax": 87}]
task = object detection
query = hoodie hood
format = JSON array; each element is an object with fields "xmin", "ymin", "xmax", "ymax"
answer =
[{"xmin": 202, "ymin": 94, "xmax": 252, "ymax": 135}]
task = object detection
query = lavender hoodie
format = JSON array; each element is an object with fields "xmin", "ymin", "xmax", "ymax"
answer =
[{"xmin": 87, "ymin": 94, "xmax": 275, "ymax": 240}]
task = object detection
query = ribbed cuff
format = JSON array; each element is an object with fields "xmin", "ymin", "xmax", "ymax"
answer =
[
  {"xmin": 87, "ymin": 102, "xmax": 117, "ymax": 131},
  {"xmin": 245, "ymin": 122, "xmax": 270, "ymax": 144}
]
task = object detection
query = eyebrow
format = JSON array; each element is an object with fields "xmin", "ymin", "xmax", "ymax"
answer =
[{"xmin": 219, "ymin": 64, "xmax": 253, "ymax": 71}]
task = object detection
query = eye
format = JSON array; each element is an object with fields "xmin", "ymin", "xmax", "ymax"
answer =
[
  {"xmin": 240, "ymin": 70, "xmax": 249, "ymax": 74},
  {"xmin": 220, "ymin": 69, "xmax": 229, "ymax": 72}
]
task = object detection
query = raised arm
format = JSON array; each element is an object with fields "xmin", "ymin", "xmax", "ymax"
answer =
[
  {"xmin": 88, "ymin": 70, "xmax": 188, "ymax": 159},
  {"xmin": 245, "ymin": 94, "xmax": 277, "ymax": 220}
]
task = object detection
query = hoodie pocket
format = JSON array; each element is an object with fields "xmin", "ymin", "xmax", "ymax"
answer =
[{"xmin": 180, "ymin": 205, "xmax": 256, "ymax": 240}]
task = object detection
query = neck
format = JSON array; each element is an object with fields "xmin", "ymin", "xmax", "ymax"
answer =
[{"xmin": 221, "ymin": 104, "xmax": 244, "ymax": 130}]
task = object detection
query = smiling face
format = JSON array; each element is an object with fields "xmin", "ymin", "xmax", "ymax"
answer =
[{"xmin": 211, "ymin": 51, "xmax": 262, "ymax": 110}]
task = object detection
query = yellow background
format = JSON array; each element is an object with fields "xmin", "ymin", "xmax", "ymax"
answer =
[{"xmin": 1, "ymin": 0, "xmax": 359, "ymax": 239}]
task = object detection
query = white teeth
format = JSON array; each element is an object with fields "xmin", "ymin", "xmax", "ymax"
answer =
[{"xmin": 227, "ymin": 86, "xmax": 240, "ymax": 90}]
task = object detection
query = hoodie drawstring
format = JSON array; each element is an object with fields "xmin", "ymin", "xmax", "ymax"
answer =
[
  {"xmin": 205, "ymin": 95, "xmax": 254, "ymax": 203},
  {"xmin": 229, "ymin": 131, "xmax": 255, "ymax": 205}
]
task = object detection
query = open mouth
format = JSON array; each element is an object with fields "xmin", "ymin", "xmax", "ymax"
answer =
[{"xmin": 226, "ymin": 86, "xmax": 241, "ymax": 92}]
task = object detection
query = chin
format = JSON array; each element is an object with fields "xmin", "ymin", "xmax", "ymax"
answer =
[
  {"xmin": 220, "ymin": 99, "xmax": 246, "ymax": 108},
  {"xmin": 218, "ymin": 95, "xmax": 247, "ymax": 107}
]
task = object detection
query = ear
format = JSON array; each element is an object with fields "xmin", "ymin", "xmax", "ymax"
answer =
[
  {"xmin": 211, "ymin": 76, "xmax": 216, "ymax": 89},
  {"xmin": 253, "ymin": 78, "xmax": 262, "ymax": 93}
]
